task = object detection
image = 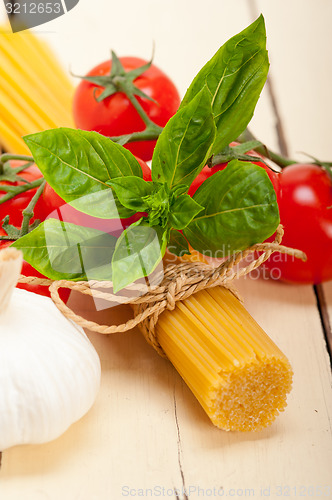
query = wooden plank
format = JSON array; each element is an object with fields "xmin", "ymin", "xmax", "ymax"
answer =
[
  {"xmin": 1, "ymin": 280, "xmax": 331, "ymax": 499},
  {"xmin": 174, "ymin": 277, "xmax": 332, "ymax": 495},
  {"xmin": 0, "ymin": 1, "xmax": 332, "ymax": 498}
]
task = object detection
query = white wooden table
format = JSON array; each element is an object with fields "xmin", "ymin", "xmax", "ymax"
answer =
[{"xmin": 0, "ymin": 1, "xmax": 331, "ymax": 498}]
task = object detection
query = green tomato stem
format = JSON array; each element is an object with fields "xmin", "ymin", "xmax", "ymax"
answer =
[
  {"xmin": 126, "ymin": 91, "xmax": 155, "ymax": 128},
  {"xmin": 0, "ymin": 153, "xmax": 34, "ymax": 164},
  {"xmin": 109, "ymin": 75, "xmax": 163, "ymax": 142},
  {"xmin": 19, "ymin": 180, "xmax": 46, "ymax": 236},
  {"xmin": 110, "ymin": 123, "xmax": 163, "ymax": 145},
  {"xmin": 0, "ymin": 154, "xmax": 34, "ymax": 176},
  {"xmin": 237, "ymin": 129, "xmax": 296, "ymax": 168},
  {"xmin": 0, "ymin": 177, "xmax": 44, "ymax": 205}
]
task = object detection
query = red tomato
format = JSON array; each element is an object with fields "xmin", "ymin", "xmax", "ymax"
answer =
[
  {"xmin": 263, "ymin": 164, "xmax": 332, "ymax": 284},
  {"xmin": 188, "ymin": 159, "xmax": 280, "ymax": 198},
  {"xmin": 0, "ymin": 231, "xmax": 11, "ymax": 249},
  {"xmin": 0, "ymin": 161, "xmax": 44, "ymax": 226},
  {"xmin": 73, "ymin": 57, "xmax": 181, "ymax": 161},
  {"xmin": 41, "ymin": 156, "xmax": 152, "ymax": 234},
  {"xmin": 137, "ymin": 156, "xmax": 152, "ymax": 182}
]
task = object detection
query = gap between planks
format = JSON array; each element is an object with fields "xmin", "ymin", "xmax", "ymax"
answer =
[
  {"xmin": 314, "ymin": 285, "xmax": 332, "ymax": 364},
  {"xmin": 249, "ymin": 0, "xmax": 332, "ymax": 368},
  {"xmin": 173, "ymin": 385, "xmax": 189, "ymax": 500}
]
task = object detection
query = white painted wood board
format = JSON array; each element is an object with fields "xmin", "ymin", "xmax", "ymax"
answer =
[{"xmin": 0, "ymin": 0, "xmax": 331, "ymax": 498}]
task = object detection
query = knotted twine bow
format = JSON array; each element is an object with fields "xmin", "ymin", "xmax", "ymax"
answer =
[{"xmin": 18, "ymin": 225, "xmax": 306, "ymax": 357}]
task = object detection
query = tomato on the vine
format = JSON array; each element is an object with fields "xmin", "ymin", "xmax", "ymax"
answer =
[
  {"xmin": 0, "ymin": 162, "xmax": 62, "ymax": 298},
  {"xmin": 73, "ymin": 57, "xmax": 181, "ymax": 161},
  {"xmin": 263, "ymin": 164, "xmax": 332, "ymax": 284},
  {"xmin": 41, "ymin": 156, "xmax": 152, "ymax": 233},
  {"xmin": 0, "ymin": 161, "xmax": 44, "ymax": 227}
]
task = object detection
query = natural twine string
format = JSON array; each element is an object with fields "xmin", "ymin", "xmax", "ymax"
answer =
[{"xmin": 18, "ymin": 225, "xmax": 306, "ymax": 357}]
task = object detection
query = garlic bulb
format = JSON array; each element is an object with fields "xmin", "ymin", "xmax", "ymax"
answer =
[{"xmin": 0, "ymin": 248, "xmax": 101, "ymax": 451}]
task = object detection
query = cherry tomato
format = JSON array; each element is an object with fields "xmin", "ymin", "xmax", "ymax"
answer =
[
  {"xmin": 41, "ymin": 156, "xmax": 152, "ymax": 233},
  {"xmin": 0, "ymin": 161, "xmax": 44, "ymax": 227},
  {"xmin": 263, "ymin": 164, "xmax": 332, "ymax": 284},
  {"xmin": 73, "ymin": 57, "xmax": 181, "ymax": 161},
  {"xmin": 136, "ymin": 156, "xmax": 152, "ymax": 182},
  {"xmin": 0, "ymin": 230, "xmax": 11, "ymax": 249}
]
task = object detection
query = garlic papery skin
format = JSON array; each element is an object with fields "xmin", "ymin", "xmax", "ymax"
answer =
[
  {"xmin": 0, "ymin": 250, "xmax": 101, "ymax": 451},
  {"xmin": 0, "ymin": 248, "xmax": 22, "ymax": 313}
]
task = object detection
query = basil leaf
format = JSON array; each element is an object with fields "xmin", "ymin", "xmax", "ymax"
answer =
[
  {"xmin": 180, "ymin": 15, "xmax": 269, "ymax": 154},
  {"xmin": 111, "ymin": 220, "xmax": 166, "ymax": 293},
  {"xmin": 169, "ymin": 194, "xmax": 203, "ymax": 230},
  {"xmin": 183, "ymin": 160, "xmax": 279, "ymax": 256},
  {"xmin": 151, "ymin": 86, "xmax": 216, "ymax": 189},
  {"xmin": 168, "ymin": 230, "xmax": 190, "ymax": 257},
  {"xmin": 24, "ymin": 128, "xmax": 143, "ymax": 219},
  {"xmin": 107, "ymin": 176, "xmax": 154, "ymax": 211},
  {"xmin": 12, "ymin": 219, "xmax": 117, "ymax": 281},
  {"xmin": 71, "ymin": 189, "xmax": 133, "ymax": 220}
]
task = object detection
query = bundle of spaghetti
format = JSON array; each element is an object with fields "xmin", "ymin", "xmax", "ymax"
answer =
[
  {"xmin": 0, "ymin": 25, "xmax": 74, "ymax": 154},
  {"xmin": 150, "ymin": 251, "xmax": 293, "ymax": 432},
  {"xmin": 156, "ymin": 285, "xmax": 292, "ymax": 432}
]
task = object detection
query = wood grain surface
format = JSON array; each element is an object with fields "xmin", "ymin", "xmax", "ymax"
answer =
[{"xmin": 0, "ymin": 1, "xmax": 331, "ymax": 499}]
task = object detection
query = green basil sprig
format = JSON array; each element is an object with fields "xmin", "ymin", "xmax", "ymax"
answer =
[{"xmin": 14, "ymin": 16, "xmax": 279, "ymax": 293}]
